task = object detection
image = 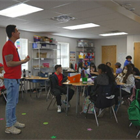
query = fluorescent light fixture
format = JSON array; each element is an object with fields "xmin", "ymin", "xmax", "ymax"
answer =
[
  {"xmin": 100, "ymin": 32, "xmax": 128, "ymax": 36},
  {"xmin": 0, "ymin": 3, "xmax": 43, "ymax": 18},
  {"xmin": 63, "ymin": 23, "xmax": 100, "ymax": 30}
]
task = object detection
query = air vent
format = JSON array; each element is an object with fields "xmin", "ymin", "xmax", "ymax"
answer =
[{"xmin": 51, "ymin": 15, "xmax": 75, "ymax": 23}]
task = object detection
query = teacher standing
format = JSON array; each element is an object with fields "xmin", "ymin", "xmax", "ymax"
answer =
[{"xmin": 2, "ymin": 25, "xmax": 30, "ymax": 134}]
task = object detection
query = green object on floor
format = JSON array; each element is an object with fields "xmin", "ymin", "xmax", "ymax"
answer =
[
  {"xmin": 43, "ymin": 122, "xmax": 48, "ymax": 125},
  {"xmin": 51, "ymin": 136, "xmax": 56, "ymax": 139},
  {"xmin": 22, "ymin": 113, "xmax": 26, "ymax": 115}
]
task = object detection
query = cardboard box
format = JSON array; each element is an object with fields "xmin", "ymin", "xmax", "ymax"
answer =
[{"xmin": 37, "ymin": 52, "xmax": 47, "ymax": 58}]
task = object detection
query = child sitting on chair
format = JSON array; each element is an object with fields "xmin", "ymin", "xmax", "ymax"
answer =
[
  {"xmin": 0, "ymin": 63, "xmax": 5, "ymax": 95},
  {"xmin": 51, "ymin": 65, "xmax": 74, "ymax": 113}
]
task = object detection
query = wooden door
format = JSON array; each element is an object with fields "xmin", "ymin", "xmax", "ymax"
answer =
[
  {"xmin": 134, "ymin": 42, "xmax": 140, "ymax": 70},
  {"xmin": 102, "ymin": 45, "xmax": 116, "ymax": 71}
]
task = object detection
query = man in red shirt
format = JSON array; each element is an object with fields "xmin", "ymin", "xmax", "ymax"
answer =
[
  {"xmin": 51, "ymin": 65, "xmax": 74, "ymax": 113},
  {"xmin": 2, "ymin": 25, "xmax": 30, "ymax": 134}
]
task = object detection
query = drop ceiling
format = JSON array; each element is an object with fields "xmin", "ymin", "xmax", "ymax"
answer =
[{"xmin": 0, "ymin": 0, "xmax": 140, "ymax": 39}]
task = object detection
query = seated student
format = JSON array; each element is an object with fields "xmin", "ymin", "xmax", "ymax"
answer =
[
  {"xmin": 124, "ymin": 55, "xmax": 132, "ymax": 67},
  {"xmin": 51, "ymin": 65, "xmax": 74, "ymax": 113},
  {"xmin": 129, "ymin": 63, "xmax": 140, "ymax": 76},
  {"xmin": 89, "ymin": 64, "xmax": 116, "ymax": 114},
  {"xmin": 106, "ymin": 62, "xmax": 114, "ymax": 73},
  {"xmin": 116, "ymin": 64, "xmax": 135, "ymax": 98},
  {"xmin": 0, "ymin": 63, "xmax": 5, "ymax": 96},
  {"xmin": 78, "ymin": 61, "xmax": 86, "ymax": 73},
  {"xmin": 115, "ymin": 62, "xmax": 123, "ymax": 77},
  {"xmin": 86, "ymin": 63, "xmax": 98, "ymax": 77}
]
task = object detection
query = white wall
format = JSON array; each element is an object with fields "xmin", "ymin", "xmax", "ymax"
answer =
[
  {"xmin": 0, "ymin": 27, "xmax": 7, "ymax": 63},
  {"xmin": 127, "ymin": 35, "xmax": 140, "ymax": 63},
  {"xmin": 94, "ymin": 36, "xmax": 127, "ymax": 67}
]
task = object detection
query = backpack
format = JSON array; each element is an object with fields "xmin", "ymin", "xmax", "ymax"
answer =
[
  {"xmin": 128, "ymin": 89, "xmax": 140, "ymax": 126},
  {"xmin": 81, "ymin": 97, "xmax": 95, "ymax": 114}
]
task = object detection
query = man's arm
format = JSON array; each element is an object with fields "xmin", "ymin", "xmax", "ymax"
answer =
[
  {"xmin": 5, "ymin": 54, "xmax": 30, "ymax": 67},
  {"xmin": 0, "ymin": 77, "xmax": 4, "ymax": 80}
]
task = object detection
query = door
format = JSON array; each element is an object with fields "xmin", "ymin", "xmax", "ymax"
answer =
[
  {"xmin": 134, "ymin": 42, "xmax": 140, "ymax": 70},
  {"xmin": 102, "ymin": 45, "xmax": 116, "ymax": 71}
]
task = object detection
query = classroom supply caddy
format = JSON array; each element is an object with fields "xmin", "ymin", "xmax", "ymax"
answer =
[{"xmin": 31, "ymin": 36, "xmax": 61, "ymax": 75}]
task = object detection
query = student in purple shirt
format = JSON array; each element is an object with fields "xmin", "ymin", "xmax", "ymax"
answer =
[{"xmin": 115, "ymin": 62, "xmax": 123, "ymax": 77}]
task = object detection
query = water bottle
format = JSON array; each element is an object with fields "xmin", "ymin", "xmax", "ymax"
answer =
[
  {"xmin": 28, "ymin": 71, "xmax": 31, "ymax": 77},
  {"xmin": 23, "ymin": 69, "xmax": 26, "ymax": 78}
]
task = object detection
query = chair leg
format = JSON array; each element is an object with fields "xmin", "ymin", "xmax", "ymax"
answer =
[
  {"xmin": 129, "ymin": 122, "xmax": 132, "ymax": 127},
  {"xmin": 85, "ymin": 103, "xmax": 91, "ymax": 119},
  {"xmin": 47, "ymin": 96, "xmax": 55, "ymax": 110},
  {"xmin": 112, "ymin": 106, "xmax": 118, "ymax": 123},
  {"xmin": 94, "ymin": 106, "xmax": 99, "ymax": 126},
  {"xmin": 46, "ymin": 87, "xmax": 51, "ymax": 101},
  {"xmin": 136, "ymin": 130, "xmax": 140, "ymax": 138},
  {"xmin": 2, "ymin": 93, "xmax": 7, "ymax": 102}
]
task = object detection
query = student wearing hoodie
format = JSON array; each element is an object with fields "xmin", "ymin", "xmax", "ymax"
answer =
[
  {"xmin": 51, "ymin": 65, "xmax": 74, "ymax": 113},
  {"xmin": 89, "ymin": 64, "xmax": 116, "ymax": 116}
]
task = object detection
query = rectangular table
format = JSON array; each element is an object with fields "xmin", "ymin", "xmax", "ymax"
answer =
[{"xmin": 23, "ymin": 76, "xmax": 49, "ymax": 98}]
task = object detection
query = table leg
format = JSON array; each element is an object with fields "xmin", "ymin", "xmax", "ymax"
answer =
[
  {"xmin": 120, "ymin": 86, "xmax": 122, "ymax": 99},
  {"xmin": 30, "ymin": 81, "xmax": 32, "ymax": 97},
  {"xmin": 21, "ymin": 80, "xmax": 24, "ymax": 99},
  {"xmin": 76, "ymin": 86, "xmax": 79, "ymax": 115},
  {"xmin": 66, "ymin": 85, "xmax": 69, "ymax": 116},
  {"xmin": 45, "ymin": 80, "xmax": 47, "ymax": 93}
]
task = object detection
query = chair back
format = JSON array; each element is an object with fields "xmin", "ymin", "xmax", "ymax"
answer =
[{"xmin": 95, "ymin": 84, "xmax": 116, "ymax": 109}]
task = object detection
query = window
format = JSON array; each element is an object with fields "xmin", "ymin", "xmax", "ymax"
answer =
[
  {"xmin": 15, "ymin": 38, "xmax": 28, "ymax": 70},
  {"xmin": 6, "ymin": 37, "xmax": 28, "ymax": 70},
  {"xmin": 57, "ymin": 42, "xmax": 69, "ymax": 68}
]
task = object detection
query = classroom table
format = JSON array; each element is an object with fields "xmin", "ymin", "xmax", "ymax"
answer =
[
  {"xmin": 23, "ymin": 76, "xmax": 49, "ymax": 98},
  {"xmin": 135, "ymin": 76, "xmax": 140, "ymax": 80},
  {"xmin": 63, "ymin": 81, "xmax": 94, "ymax": 115},
  {"xmin": 63, "ymin": 81, "xmax": 124, "ymax": 115}
]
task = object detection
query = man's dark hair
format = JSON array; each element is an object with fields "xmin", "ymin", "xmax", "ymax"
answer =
[
  {"xmin": 55, "ymin": 65, "xmax": 61, "ymax": 70},
  {"xmin": 6, "ymin": 25, "xmax": 16, "ymax": 38},
  {"xmin": 126, "ymin": 55, "xmax": 132, "ymax": 60}
]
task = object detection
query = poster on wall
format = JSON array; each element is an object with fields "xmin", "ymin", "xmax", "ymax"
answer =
[{"xmin": 70, "ymin": 51, "xmax": 76, "ymax": 62}]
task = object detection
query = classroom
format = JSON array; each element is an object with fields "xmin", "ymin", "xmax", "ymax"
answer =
[{"xmin": 0, "ymin": 0, "xmax": 140, "ymax": 139}]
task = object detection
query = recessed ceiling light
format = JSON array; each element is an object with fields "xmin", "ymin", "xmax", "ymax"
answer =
[
  {"xmin": 63, "ymin": 23, "xmax": 100, "ymax": 30},
  {"xmin": 0, "ymin": 3, "xmax": 43, "ymax": 18},
  {"xmin": 100, "ymin": 32, "xmax": 128, "ymax": 36}
]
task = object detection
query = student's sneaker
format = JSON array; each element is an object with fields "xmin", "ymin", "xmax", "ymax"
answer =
[
  {"xmin": 57, "ymin": 105, "xmax": 61, "ymax": 113},
  {"xmin": 62, "ymin": 100, "xmax": 71, "ymax": 108},
  {"xmin": 14, "ymin": 122, "xmax": 25, "ymax": 128},
  {"xmin": 5, "ymin": 126, "xmax": 21, "ymax": 134}
]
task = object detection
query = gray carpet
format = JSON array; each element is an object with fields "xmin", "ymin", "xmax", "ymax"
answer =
[{"xmin": 0, "ymin": 92, "xmax": 139, "ymax": 140}]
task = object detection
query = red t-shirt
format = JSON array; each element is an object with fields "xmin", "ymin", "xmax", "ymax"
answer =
[
  {"xmin": 2, "ymin": 40, "xmax": 21, "ymax": 79},
  {"xmin": 55, "ymin": 72, "xmax": 63, "ymax": 86}
]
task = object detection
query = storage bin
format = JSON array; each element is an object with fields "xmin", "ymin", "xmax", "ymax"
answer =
[{"xmin": 37, "ymin": 52, "xmax": 47, "ymax": 58}]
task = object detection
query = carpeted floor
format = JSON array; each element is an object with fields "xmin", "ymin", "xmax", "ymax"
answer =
[{"xmin": 0, "ymin": 91, "xmax": 139, "ymax": 140}]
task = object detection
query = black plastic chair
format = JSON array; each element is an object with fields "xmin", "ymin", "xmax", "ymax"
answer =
[{"xmin": 86, "ymin": 84, "xmax": 118, "ymax": 126}]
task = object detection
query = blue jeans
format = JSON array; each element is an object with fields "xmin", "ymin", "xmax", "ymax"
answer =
[{"xmin": 4, "ymin": 79, "xmax": 20, "ymax": 127}]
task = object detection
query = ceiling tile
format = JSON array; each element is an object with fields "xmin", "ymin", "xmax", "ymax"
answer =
[{"xmin": 53, "ymin": 1, "xmax": 102, "ymax": 14}]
